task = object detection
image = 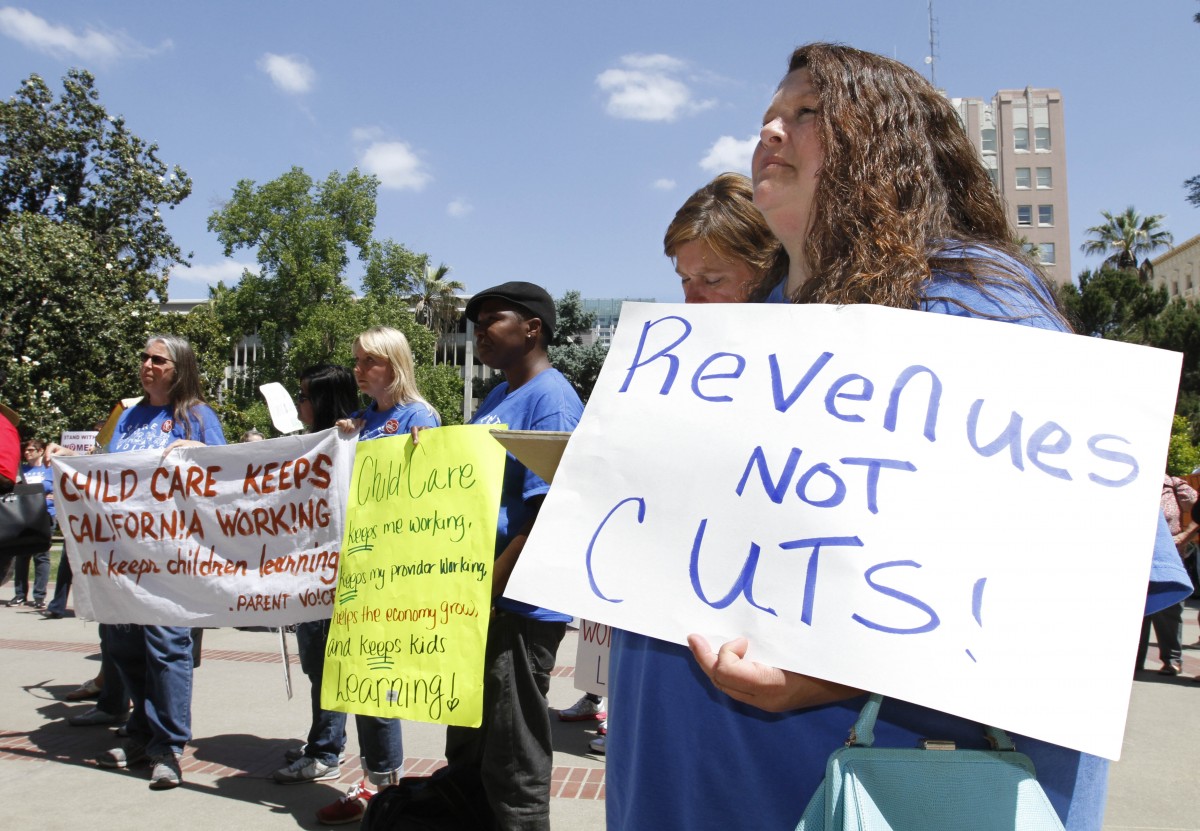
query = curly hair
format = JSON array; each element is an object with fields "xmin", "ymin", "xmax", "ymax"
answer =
[
  {"xmin": 780, "ymin": 43, "xmax": 1066, "ymax": 326},
  {"xmin": 664, "ymin": 173, "xmax": 784, "ymax": 301}
]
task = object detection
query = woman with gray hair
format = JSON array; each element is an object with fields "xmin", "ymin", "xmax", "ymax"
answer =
[{"xmin": 46, "ymin": 333, "xmax": 226, "ymax": 790}]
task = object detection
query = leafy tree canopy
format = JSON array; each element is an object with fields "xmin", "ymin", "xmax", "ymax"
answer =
[
  {"xmin": 206, "ymin": 166, "xmax": 379, "ymax": 392},
  {"xmin": 0, "ymin": 70, "xmax": 191, "ymax": 438},
  {"xmin": 1057, "ymin": 267, "xmax": 1168, "ymax": 342},
  {"xmin": 547, "ymin": 290, "xmax": 608, "ymax": 403}
]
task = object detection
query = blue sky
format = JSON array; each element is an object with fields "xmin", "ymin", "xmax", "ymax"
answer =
[{"xmin": 2, "ymin": 1, "xmax": 1197, "ymax": 302}]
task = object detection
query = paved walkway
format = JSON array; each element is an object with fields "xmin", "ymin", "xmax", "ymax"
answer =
[{"xmin": 1, "ymin": 585, "xmax": 1198, "ymax": 830}]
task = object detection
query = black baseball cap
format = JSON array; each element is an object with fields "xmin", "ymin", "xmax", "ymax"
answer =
[{"xmin": 465, "ymin": 281, "xmax": 556, "ymax": 342}]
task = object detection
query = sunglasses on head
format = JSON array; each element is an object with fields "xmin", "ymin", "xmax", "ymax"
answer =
[{"xmin": 139, "ymin": 352, "xmax": 174, "ymax": 367}]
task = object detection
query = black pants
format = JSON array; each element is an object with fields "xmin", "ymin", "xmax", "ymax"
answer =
[
  {"xmin": 1137, "ymin": 601, "xmax": 1184, "ymax": 668},
  {"xmin": 443, "ymin": 612, "xmax": 566, "ymax": 831}
]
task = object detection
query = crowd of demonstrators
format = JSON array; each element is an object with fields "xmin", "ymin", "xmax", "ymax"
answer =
[
  {"xmin": 6, "ymin": 43, "xmax": 1198, "ymax": 831},
  {"xmin": 45, "ymin": 334, "xmax": 226, "ymax": 790},
  {"xmin": 605, "ymin": 42, "xmax": 1196, "ymax": 831}
]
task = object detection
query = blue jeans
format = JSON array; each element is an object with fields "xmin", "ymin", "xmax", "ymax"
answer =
[
  {"xmin": 11, "ymin": 547, "xmax": 50, "ymax": 603},
  {"xmin": 46, "ymin": 555, "xmax": 71, "ymax": 615},
  {"xmin": 108, "ymin": 624, "xmax": 193, "ymax": 757},
  {"xmin": 296, "ymin": 618, "xmax": 403, "ymax": 780},
  {"xmin": 96, "ymin": 624, "xmax": 131, "ymax": 717}
]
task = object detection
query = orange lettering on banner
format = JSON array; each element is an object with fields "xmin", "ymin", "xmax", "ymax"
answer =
[
  {"xmin": 149, "ymin": 465, "xmax": 221, "ymax": 501},
  {"xmin": 243, "ymin": 453, "xmax": 334, "ymax": 495}
]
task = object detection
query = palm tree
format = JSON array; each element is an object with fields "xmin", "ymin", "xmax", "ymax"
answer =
[
  {"xmin": 1081, "ymin": 207, "xmax": 1173, "ymax": 275},
  {"xmin": 409, "ymin": 262, "xmax": 465, "ymax": 363}
]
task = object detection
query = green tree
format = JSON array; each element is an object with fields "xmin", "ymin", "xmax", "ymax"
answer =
[
  {"xmin": 206, "ymin": 166, "xmax": 377, "ymax": 391},
  {"xmin": 1057, "ymin": 267, "xmax": 1168, "ymax": 342},
  {"xmin": 1080, "ymin": 207, "xmax": 1173, "ymax": 274},
  {"xmin": 1167, "ymin": 414, "xmax": 1200, "ymax": 476},
  {"xmin": 0, "ymin": 70, "xmax": 191, "ymax": 437},
  {"xmin": 547, "ymin": 290, "xmax": 608, "ymax": 402}
]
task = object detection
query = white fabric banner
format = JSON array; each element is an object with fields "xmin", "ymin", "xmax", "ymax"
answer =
[
  {"xmin": 506, "ymin": 301, "xmax": 1183, "ymax": 760},
  {"xmin": 53, "ymin": 428, "xmax": 355, "ymax": 626}
]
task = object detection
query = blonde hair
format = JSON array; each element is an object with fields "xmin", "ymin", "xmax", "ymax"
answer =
[{"xmin": 353, "ymin": 326, "xmax": 435, "ymax": 414}]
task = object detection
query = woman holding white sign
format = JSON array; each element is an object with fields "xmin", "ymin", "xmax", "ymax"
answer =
[
  {"xmin": 47, "ymin": 333, "xmax": 226, "ymax": 790},
  {"xmin": 314, "ymin": 327, "xmax": 441, "ymax": 825},
  {"xmin": 606, "ymin": 43, "xmax": 1194, "ymax": 831}
]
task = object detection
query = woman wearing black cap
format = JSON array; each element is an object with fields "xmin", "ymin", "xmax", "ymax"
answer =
[{"xmin": 437, "ymin": 281, "xmax": 583, "ymax": 830}]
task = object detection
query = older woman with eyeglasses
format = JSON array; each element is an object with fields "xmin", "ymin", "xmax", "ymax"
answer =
[{"xmin": 46, "ymin": 333, "xmax": 225, "ymax": 790}]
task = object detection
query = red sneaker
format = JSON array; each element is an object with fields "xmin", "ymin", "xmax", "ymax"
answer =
[{"xmin": 317, "ymin": 780, "xmax": 376, "ymax": 825}]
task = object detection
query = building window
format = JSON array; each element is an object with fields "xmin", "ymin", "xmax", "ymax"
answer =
[
  {"xmin": 981, "ymin": 127, "xmax": 996, "ymax": 152},
  {"xmin": 1039, "ymin": 243, "xmax": 1056, "ymax": 265},
  {"xmin": 1038, "ymin": 205, "xmax": 1054, "ymax": 226},
  {"xmin": 1017, "ymin": 205, "xmax": 1032, "ymax": 226},
  {"xmin": 1014, "ymin": 127, "xmax": 1029, "ymax": 151},
  {"xmin": 1036, "ymin": 167, "xmax": 1052, "ymax": 188},
  {"xmin": 987, "ymin": 168, "xmax": 999, "ymax": 189},
  {"xmin": 1015, "ymin": 168, "xmax": 1031, "ymax": 189},
  {"xmin": 1033, "ymin": 103, "xmax": 1050, "ymax": 151}
]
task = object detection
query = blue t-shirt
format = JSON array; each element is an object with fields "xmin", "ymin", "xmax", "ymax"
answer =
[
  {"xmin": 108, "ymin": 402, "xmax": 226, "ymax": 453},
  {"xmin": 20, "ymin": 462, "xmax": 54, "ymax": 519},
  {"xmin": 352, "ymin": 400, "xmax": 440, "ymax": 442},
  {"xmin": 470, "ymin": 367, "xmax": 583, "ymax": 620},
  {"xmin": 610, "ymin": 257, "xmax": 1193, "ymax": 831}
]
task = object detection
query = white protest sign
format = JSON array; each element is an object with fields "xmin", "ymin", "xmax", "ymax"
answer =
[
  {"xmin": 60, "ymin": 431, "xmax": 99, "ymax": 455},
  {"xmin": 506, "ymin": 302, "xmax": 1182, "ymax": 760},
  {"xmin": 53, "ymin": 428, "xmax": 355, "ymax": 626},
  {"xmin": 574, "ymin": 620, "xmax": 611, "ymax": 696},
  {"xmin": 260, "ymin": 382, "xmax": 305, "ymax": 435}
]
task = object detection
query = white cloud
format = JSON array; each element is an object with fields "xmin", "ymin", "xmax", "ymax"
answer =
[
  {"xmin": 596, "ymin": 53, "xmax": 716, "ymax": 122},
  {"xmin": 699, "ymin": 135, "xmax": 757, "ymax": 174},
  {"xmin": 620, "ymin": 54, "xmax": 686, "ymax": 73},
  {"xmin": 0, "ymin": 6, "xmax": 165, "ymax": 63},
  {"xmin": 351, "ymin": 126, "xmax": 383, "ymax": 143},
  {"xmin": 652, "ymin": 178, "xmax": 677, "ymax": 191},
  {"xmin": 447, "ymin": 198, "xmax": 474, "ymax": 218},
  {"xmin": 167, "ymin": 259, "xmax": 257, "ymax": 295},
  {"xmin": 258, "ymin": 53, "xmax": 315, "ymax": 94},
  {"xmin": 360, "ymin": 141, "xmax": 431, "ymax": 191}
]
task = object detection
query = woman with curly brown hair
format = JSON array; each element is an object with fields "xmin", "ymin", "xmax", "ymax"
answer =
[{"xmin": 606, "ymin": 43, "xmax": 1190, "ymax": 831}]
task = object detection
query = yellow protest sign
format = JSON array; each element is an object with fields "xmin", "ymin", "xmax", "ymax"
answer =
[{"xmin": 321, "ymin": 425, "xmax": 506, "ymax": 727}]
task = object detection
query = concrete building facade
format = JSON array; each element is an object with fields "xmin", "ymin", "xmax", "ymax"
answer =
[
  {"xmin": 1150, "ymin": 232, "xmax": 1200, "ymax": 301},
  {"xmin": 951, "ymin": 87, "xmax": 1071, "ymax": 282}
]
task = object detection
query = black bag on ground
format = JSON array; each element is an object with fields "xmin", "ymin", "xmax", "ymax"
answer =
[{"xmin": 361, "ymin": 768, "xmax": 494, "ymax": 831}]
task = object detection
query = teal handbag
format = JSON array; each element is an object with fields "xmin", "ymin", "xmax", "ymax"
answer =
[{"xmin": 795, "ymin": 694, "xmax": 1065, "ymax": 831}]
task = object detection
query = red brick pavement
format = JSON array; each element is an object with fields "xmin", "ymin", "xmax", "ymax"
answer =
[{"xmin": 0, "ymin": 637, "xmax": 603, "ymax": 800}]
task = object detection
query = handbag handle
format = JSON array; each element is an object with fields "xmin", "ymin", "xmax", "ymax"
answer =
[{"xmin": 847, "ymin": 693, "xmax": 1016, "ymax": 751}]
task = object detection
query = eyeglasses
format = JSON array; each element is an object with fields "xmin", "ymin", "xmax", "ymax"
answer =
[{"xmin": 139, "ymin": 352, "xmax": 174, "ymax": 367}]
